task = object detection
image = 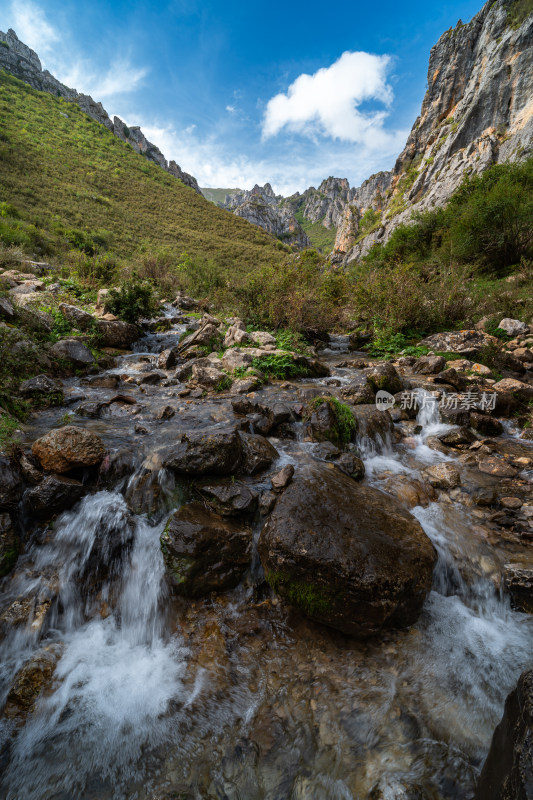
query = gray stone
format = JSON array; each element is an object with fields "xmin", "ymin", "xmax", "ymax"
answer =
[{"xmin": 50, "ymin": 338, "xmax": 94, "ymax": 367}]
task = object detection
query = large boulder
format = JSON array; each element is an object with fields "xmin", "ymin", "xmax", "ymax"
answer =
[
  {"xmin": 25, "ymin": 474, "xmax": 85, "ymax": 518},
  {"xmin": 413, "ymin": 355, "xmax": 447, "ymax": 375},
  {"xmin": 365, "ymin": 362, "xmax": 403, "ymax": 394},
  {"xmin": 498, "ymin": 318, "xmax": 529, "ymax": 337},
  {"xmin": 475, "ymin": 668, "xmax": 533, "ymax": 800},
  {"xmin": 258, "ymin": 463, "xmax": 437, "ymax": 637},
  {"xmin": 163, "ymin": 429, "xmax": 243, "ymax": 476},
  {"xmin": 32, "ymin": 426, "xmax": 105, "ymax": 473},
  {"xmin": 50, "ymin": 338, "xmax": 94, "ymax": 367},
  {"xmin": 161, "ymin": 502, "xmax": 252, "ymax": 596},
  {"xmin": 96, "ymin": 319, "xmax": 139, "ymax": 348}
]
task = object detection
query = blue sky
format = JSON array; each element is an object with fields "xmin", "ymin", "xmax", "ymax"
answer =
[{"xmin": 2, "ymin": 0, "xmax": 484, "ymax": 194}]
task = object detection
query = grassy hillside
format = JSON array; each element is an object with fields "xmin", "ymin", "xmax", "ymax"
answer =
[
  {"xmin": 0, "ymin": 70, "xmax": 285, "ymax": 274},
  {"xmin": 294, "ymin": 210, "xmax": 337, "ymax": 253}
]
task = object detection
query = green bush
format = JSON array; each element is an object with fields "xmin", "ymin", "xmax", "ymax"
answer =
[
  {"xmin": 251, "ymin": 352, "xmax": 309, "ymax": 380},
  {"xmin": 108, "ymin": 277, "xmax": 157, "ymax": 323}
]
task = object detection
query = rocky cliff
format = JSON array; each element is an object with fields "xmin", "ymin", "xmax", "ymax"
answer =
[
  {"xmin": 334, "ymin": 0, "xmax": 533, "ymax": 261},
  {"xmin": 0, "ymin": 28, "xmax": 201, "ymax": 194},
  {"xmin": 222, "ymin": 184, "xmax": 310, "ymax": 248}
]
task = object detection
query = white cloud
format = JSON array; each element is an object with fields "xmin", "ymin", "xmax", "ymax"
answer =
[
  {"xmin": 138, "ymin": 121, "xmax": 407, "ymax": 196},
  {"xmin": 8, "ymin": 0, "xmax": 147, "ymax": 98},
  {"xmin": 263, "ymin": 50, "xmax": 396, "ymax": 147},
  {"xmin": 225, "ymin": 105, "xmax": 235, "ymax": 113},
  {"xmin": 9, "ymin": 0, "xmax": 59, "ymax": 54},
  {"xmin": 58, "ymin": 60, "xmax": 147, "ymax": 99}
]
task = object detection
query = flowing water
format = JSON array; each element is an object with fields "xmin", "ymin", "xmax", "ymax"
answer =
[{"xmin": 1, "ymin": 318, "xmax": 532, "ymax": 799}]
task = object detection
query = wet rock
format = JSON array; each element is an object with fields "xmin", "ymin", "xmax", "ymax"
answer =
[
  {"xmin": 163, "ymin": 428, "xmax": 243, "ymax": 476},
  {"xmin": 271, "ymin": 464, "xmax": 294, "ymax": 492},
  {"xmin": 382, "ymin": 475, "xmax": 436, "ymax": 509},
  {"xmin": 340, "ymin": 373, "xmax": 375, "ymax": 404},
  {"xmin": 476, "ymin": 668, "xmax": 533, "ymax": 800},
  {"xmin": 198, "ymin": 482, "xmax": 258, "ymax": 516},
  {"xmin": 413, "ymin": 355, "xmax": 447, "ymax": 375},
  {"xmin": 98, "ymin": 449, "xmax": 138, "ymax": 486},
  {"xmin": 438, "ymin": 427, "xmax": 476, "ymax": 447},
  {"xmin": 240, "ymin": 433, "xmax": 279, "ymax": 475},
  {"xmin": 421, "ymin": 463, "xmax": 461, "ymax": 490},
  {"xmin": 477, "ymin": 458, "xmax": 518, "ymax": 478},
  {"xmin": 352, "ymin": 405, "xmax": 394, "ymax": 447},
  {"xmin": 439, "ymin": 404, "xmax": 471, "ymax": 426},
  {"xmin": 259, "ymin": 490, "xmax": 277, "ymax": 515},
  {"xmin": 335, "ymin": 452, "xmax": 365, "ymax": 480},
  {"xmin": 25, "ymin": 473, "xmax": 85, "ymax": 517},
  {"xmin": 50, "ymin": 338, "xmax": 95, "ymax": 367},
  {"xmin": 419, "ymin": 330, "xmax": 495, "ymax": 358},
  {"xmin": 498, "ymin": 318, "xmax": 529, "ymax": 337},
  {"xmin": 161, "ymin": 502, "xmax": 252, "ymax": 596},
  {"xmin": 96, "ymin": 319, "xmax": 139, "ymax": 348},
  {"xmin": 470, "ymin": 412, "xmax": 504, "ymax": 436},
  {"xmin": 0, "ymin": 512, "xmax": 18, "ymax": 576},
  {"xmin": 156, "ymin": 405, "xmax": 175, "ymax": 420},
  {"xmin": 258, "ymin": 462, "xmax": 437, "ymax": 637},
  {"xmin": 157, "ymin": 347, "xmax": 180, "ymax": 369},
  {"xmin": 0, "ymin": 456, "xmax": 24, "ymax": 510},
  {"xmin": 366, "ymin": 362, "xmax": 403, "ymax": 394},
  {"xmin": 81, "ymin": 374, "xmax": 120, "ymax": 389},
  {"xmin": 138, "ymin": 371, "xmax": 164, "ymax": 385},
  {"xmin": 4, "ymin": 644, "xmax": 61, "ymax": 718},
  {"xmin": 503, "ymin": 563, "xmax": 533, "ymax": 613},
  {"xmin": 32, "ymin": 425, "xmax": 105, "ymax": 473},
  {"xmin": 59, "ymin": 303, "xmax": 95, "ymax": 331}
]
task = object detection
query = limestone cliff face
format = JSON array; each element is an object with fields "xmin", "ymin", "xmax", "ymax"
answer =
[
  {"xmin": 335, "ymin": 0, "xmax": 533, "ymax": 262},
  {"xmin": 224, "ymin": 184, "xmax": 310, "ymax": 247},
  {"xmin": 0, "ymin": 28, "xmax": 201, "ymax": 194}
]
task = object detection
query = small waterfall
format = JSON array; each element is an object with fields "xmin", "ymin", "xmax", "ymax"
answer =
[{"xmin": 0, "ymin": 492, "xmax": 190, "ymax": 799}]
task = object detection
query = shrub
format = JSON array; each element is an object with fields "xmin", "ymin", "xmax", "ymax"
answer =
[
  {"xmin": 107, "ymin": 277, "xmax": 157, "ymax": 323},
  {"xmin": 251, "ymin": 352, "xmax": 309, "ymax": 380}
]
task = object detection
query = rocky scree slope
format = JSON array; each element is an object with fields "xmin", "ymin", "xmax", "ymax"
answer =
[
  {"xmin": 0, "ymin": 28, "xmax": 201, "ymax": 194},
  {"xmin": 334, "ymin": 0, "xmax": 533, "ymax": 262}
]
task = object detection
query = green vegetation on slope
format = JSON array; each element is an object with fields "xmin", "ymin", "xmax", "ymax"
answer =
[
  {"xmin": 0, "ymin": 70, "xmax": 284, "ymax": 275},
  {"xmin": 505, "ymin": 0, "xmax": 533, "ymax": 29},
  {"xmin": 294, "ymin": 208, "xmax": 337, "ymax": 252}
]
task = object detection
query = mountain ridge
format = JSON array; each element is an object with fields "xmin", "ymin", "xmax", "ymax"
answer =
[{"xmin": 0, "ymin": 28, "xmax": 201, "ymax": 194}]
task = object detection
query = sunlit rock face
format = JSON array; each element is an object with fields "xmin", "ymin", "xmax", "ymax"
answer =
[{"xmin": 335, "ymin": 0, "xmax": 533, "ymax": 262}]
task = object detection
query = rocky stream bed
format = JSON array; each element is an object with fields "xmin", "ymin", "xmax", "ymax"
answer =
[{"xmin": 1, "ymin": 302, "xmax": 533, "ymax": 799}]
